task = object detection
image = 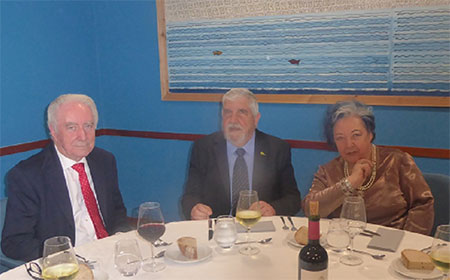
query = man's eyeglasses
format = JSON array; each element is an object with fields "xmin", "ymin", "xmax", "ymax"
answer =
[
  {"xmin": 25, "ymin": 254, "xmax": 90, "ymax": 279},
  {"xmin": 25, "ymin": 262, "xmax": 42, "ymax": 280}
]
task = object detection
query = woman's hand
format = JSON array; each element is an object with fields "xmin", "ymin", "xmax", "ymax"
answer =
[{"xmin": 347, "ymin": 158, "xmax": 373, "ymax": 189}]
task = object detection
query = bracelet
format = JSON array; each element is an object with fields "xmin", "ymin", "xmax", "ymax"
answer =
[{"xmin": 340, "ymin": 178, "xmax": 355, "ymax": 195}]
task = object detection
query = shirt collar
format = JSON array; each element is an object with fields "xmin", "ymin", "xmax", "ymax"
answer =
[
  {"xmin": 54, "ymin": 145, "xmax": 87, "ymax": 170},
  {"xmin": 226, "ymin": 131, "xmax": 255, "ymax": 154}
]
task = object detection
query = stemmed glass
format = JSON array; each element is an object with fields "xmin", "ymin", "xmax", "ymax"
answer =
[
  {"xmin": 235, "ymin": 190, "xmax": 262, "ymax": 255},
  {"xmin": 137, "ymin": 202, "xmax": 166, "ymax": 272},
  {"xmin": 339, "ymin": 196, "xmax": 367, "ymax": 266},
  {"xmin": 42, "ymin": 236, "xmax": 79, "ymax": 280},
  {"xmin": 430, "ymin": 224, "xmax": 450, "ymax": 279}
]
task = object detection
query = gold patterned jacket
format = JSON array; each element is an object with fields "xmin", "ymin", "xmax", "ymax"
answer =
[{"xmin": 303, "ymin": 146, "xmax": 434, "ymax": 235}]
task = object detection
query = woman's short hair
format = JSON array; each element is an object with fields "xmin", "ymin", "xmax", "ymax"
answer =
[
  {"xmin": 324, "ymin": 100, "xmax": 376, "ymax": 149},
  {"xmin": 222, "ymin": 88, "xmax": 259, "ymax": 117},
  {"xmin": 47, "ymin": 94, "xmax": 98, "ymax": 132}
]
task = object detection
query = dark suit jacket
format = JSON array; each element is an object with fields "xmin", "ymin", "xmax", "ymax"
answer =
[
  {"xmin": 181, "ymin": 130, "xmax": 301, "ymax": 219},
  {"xmin": 1, "ymin": 144, "xmax": 129, "ymax": 262}
]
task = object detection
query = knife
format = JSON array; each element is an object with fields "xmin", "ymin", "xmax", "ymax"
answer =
[
  {"xmin": 208, "ymin": 219, "xmax": 214, "ymax": 240},
  {"xmin": 363, "ymin": 229, "xmax": 381, "ymax": 236}
]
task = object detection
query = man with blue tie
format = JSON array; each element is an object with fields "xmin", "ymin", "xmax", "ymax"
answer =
[
  {"xmin": 1, "ymin": 94, "xmax": 129, "ymax": 261},
  {"xmin": 181, "ymin": 88, "xmax": 301, "ymax": 220}
]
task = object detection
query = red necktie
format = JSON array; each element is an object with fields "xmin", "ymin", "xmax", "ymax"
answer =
[{"xmin": 72, "ymin": 163, "xmax": 109, "ymax": 239}]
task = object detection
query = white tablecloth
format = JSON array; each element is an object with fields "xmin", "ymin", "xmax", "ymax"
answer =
[{"xmin": 0, "ymin": 216, "xmax": 436, "ymax": 279}]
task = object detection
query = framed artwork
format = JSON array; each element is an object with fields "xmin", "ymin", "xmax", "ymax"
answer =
[{"xmin": 157, "ymin": 0, "xmax": 450, "ymax": 107}]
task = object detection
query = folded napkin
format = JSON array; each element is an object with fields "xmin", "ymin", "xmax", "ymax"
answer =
[
  {"xmin": 367, "ymin": 227, "xmax": 405, "ymax": 252},
  {"xmin": 236, "ymin": 221, "xmax": 276, "ymax": 233}
]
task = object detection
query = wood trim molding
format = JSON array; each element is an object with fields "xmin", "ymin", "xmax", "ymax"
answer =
[{"xmin": 1, "ymin": 129, "xmax": 448, "ymax": 159}]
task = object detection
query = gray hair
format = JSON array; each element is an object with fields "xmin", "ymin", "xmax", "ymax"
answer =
[
  {"xmin": 47, "ymin": 94, "xmax": 98, "ymax": 131},
  {"xmin": 222, "ymin": 88, "xmax": 259, "ymax": 117},
  {"xmin": 324, "ymin": 100, "xmax": 376, "ymax": 149}
]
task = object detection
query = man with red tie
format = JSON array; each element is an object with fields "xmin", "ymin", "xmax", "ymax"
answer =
[{"xmin": 1, "ymin": 94, "xmax": 129, "ymax": 262}]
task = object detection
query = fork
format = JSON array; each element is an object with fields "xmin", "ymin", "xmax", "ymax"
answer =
[
  {"xmin": 287, "ymin": 216, "xmax": 298, "ymax": 231},
  {"xmin": 280, "ymin": 217, "xmax": 289, "ymax": 230},
  {"xmin": 154, "ymin": 239, "xmax": 172, "ymax": 247}
]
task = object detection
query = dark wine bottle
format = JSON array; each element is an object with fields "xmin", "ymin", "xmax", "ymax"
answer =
[{"xmin": 298, "ymin": 201, "xmax": 328, "ymax": 279}]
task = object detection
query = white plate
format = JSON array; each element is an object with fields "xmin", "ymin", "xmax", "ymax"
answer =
[
  {"xmin": 165, "ymin": 244, "xmax": 212, "ymax": 264},
  {"xmin": 390, "ymin": 257, "xmax": 442, "ymax": 279},
  {"xmin": 286, "ymin": 232, "xmax": 304, "ymax": 248}
]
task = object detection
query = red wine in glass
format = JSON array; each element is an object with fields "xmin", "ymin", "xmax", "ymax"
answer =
[
  {"xmin": 138, "ymin": 223, "xmax": 165, "ymax": 243},
  {"xmin": 137, "ymin": 202, "xmax": 166, "ymax": 272}
]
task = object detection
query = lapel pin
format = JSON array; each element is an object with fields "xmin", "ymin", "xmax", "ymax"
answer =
[{"xmin": 260, "ymin": 151, "xmax": 266, "ymax": 156}]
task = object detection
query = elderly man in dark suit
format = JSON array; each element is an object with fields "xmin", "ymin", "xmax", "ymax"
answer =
[
  {"xmin": 182, "ymin": 88, "xmax": 301, "ymax": 220},
  {"xmin": 1, "ymin": 94, "xmax": 129, "ymax": 262}
]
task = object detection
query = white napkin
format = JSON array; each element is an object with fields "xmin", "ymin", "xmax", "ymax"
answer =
[
  {"xmin": 236, "ymin": 221, "xmax": 276, "ymax": 233},
  {"xmin": 367, "ymin": 227, "xmax": 405, "ymax": 252}
]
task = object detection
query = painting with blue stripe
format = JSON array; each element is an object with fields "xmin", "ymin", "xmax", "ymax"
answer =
[{"xmin": 165, "ymin": 8, "xmax": 449, "ymax": 97}]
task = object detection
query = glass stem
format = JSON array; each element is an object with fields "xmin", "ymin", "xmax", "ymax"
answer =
[
  {"xmin": 150, "ymin": 243, "xmax": 155, "ymax": 266},
  {"xmin": 349, "ymin": 235, "xmax": 354, "ymax": 255},
  {"xmin": 246, "ymin": 228, "xmax": 250, "ymax": 251}
]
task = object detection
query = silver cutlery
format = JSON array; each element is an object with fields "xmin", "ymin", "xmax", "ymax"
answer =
[
  {"xmin": 352, "ymin": 249, "xmax": 385, "ymax": 260},
  {"xmin": 155, "ymin": 250, "xmax": 166, "ymax": 258},
  {"xmin": 421, "ymin": 243, "xmax": 447, "ymax": 253},
  {"xmin": 154, "ymin": 239, "xmax": 172, "ymax": 247},
  {"xmin": 363, "ymin": 229, "xmax": 380, "ymax": 236},
  {"xmin": 280, "ymin": 217, "xmax": 289, "ymax": 230},
  {"xmin": 287, "ymin": 216, "xmax": 298, "ymax": 231},
  {"xmin": 136, "ymin": 250, "xmax": 166, "ymax": 264},
  {"xmin": 208, "ymin": 218, "xmax": 214, "ymax": 240},
  {"xmin": 235, "ymin": 237, "xmax": 272, "ymax": 245}
]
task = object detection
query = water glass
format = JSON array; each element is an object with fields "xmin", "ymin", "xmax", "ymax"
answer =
[
  {"xmin": 114, "ymin": 239, "xmax": 142, "ymax": 277},
  {"xmin": 326, "ymin": 218, "xmax": 350, "ymax": 253},
  {"xmin": 214, "ymin": 215, "xmax": 237, "ymax": 249}
]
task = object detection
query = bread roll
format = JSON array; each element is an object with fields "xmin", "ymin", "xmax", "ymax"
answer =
[
  {"xmin": 177, "ymin": 236, "xmax": 198, "ymax": 260},
  {"xmin": 294, "ymin": 226, "xmax": 308, "ymax": 245},
  {"xmin": 75, "ymin": 263, "xmax": 94, "ymax": 280},
  {"xmin": 401, "ymin": 249, "xmax": 434, "ymax": 270}
]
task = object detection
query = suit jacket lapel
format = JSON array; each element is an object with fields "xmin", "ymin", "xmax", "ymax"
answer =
[
  {"xmin": 44, "ymin": 145, "xmax": 75, "ymax": 232},
  {"xmin": 213, "ymin": 132, "xmax": 231, "ymax": 205},
  {"xmin": 252, "ymin": 130, "xmax": 267, "ymax": 193}
]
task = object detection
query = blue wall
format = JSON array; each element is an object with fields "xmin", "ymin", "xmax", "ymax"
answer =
[{"xmin": 1, "ymin": 1, "xmax": 449, "ymax": 222}]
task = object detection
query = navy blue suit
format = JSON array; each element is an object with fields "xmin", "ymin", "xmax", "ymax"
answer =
[
  {"xmin": 181, "ymin": 129, "xmax": 301, "ymax": 219},
  {"xmin": 1, "ymin": 144, "xmax": 129, "ymax": 262}
]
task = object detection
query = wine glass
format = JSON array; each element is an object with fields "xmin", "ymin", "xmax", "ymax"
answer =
[
  {"xmin": 42, "ymin": 236, "xmax": 79, "ymax": 280},
  {"xmin": 235, "ymin": 190, "xmax": 262, "ymax": 255},
  {"xmin": 430, "ymin": 224, "xmax": 450, "ymax": 279},
  {"xmin": 137, "ymin": 201, "xmax": 166, "ymax": 272},
  {"xmin": 339, "ymin": 196, "xmax": 367, "ymax": 266},
  {"xmin": 326, "ymin": 218, "xmax": 350, "ymax": 253},
  {"xmin": 214, "ymin": 215, "xmax": 237, "ymax": 249},
  {"xmin": 114, "ymin": 239, "xmax": 142, "ymax": 276}
]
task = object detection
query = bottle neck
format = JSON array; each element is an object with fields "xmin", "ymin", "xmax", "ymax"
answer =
[{"xmin": 308, "ymin": 216, "xmax": 320, "ymax": 242}]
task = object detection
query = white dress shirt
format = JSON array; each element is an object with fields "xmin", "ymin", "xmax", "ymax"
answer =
[{"xmin": 55, "ymin": 146, "xmax": 100, "ymax": 246}]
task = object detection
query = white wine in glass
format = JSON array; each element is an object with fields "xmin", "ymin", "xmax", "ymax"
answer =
[
  {"xmin": 137, "ymin": 201, "xmax": 166, "ymax": 272},
  {"xmin": 339, "ymin": 196, "xmax": 367, "ymax": 266},
  {"xmin": 235, "ymin": 190, "xmax": 262, "ymax": 255},
  {"xmin": 42, "ymin": 236, "xmax": 79, "ymax": 280},
  {"xmin": 430, "ymin": 224, "xmax": 450, "ymax": 279}
]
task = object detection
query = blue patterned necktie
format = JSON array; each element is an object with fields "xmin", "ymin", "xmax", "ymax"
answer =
[{"xmin": 232, "ymin": 148, "xmax": 249, "ymax": 210}]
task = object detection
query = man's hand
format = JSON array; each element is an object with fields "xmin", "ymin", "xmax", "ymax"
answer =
[
  {"xmin": 190, "ymin": 203, "xmax": 213, "ymax": 220},
  {"xmin": 251, "ymin": 201, "xmax": 276, "ymax": 216}
]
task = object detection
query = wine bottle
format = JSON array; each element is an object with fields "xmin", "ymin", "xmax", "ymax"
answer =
[{"xmin": 298, "ymin": 201, "xmax": 328, "ymax": 279}]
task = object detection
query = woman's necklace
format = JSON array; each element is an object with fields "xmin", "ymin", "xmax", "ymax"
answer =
[{"xmin": 344, "ymin": 144, "xmax": 377, "ymax": 191}]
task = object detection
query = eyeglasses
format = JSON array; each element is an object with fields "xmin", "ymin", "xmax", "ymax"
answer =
[
  {"xmin": 25, "ymin": 254, "xmax": 90, "ymax": 279},
  {"xmin": 25, "ymin": 262, "xmax": 42, "ymax": 280}
]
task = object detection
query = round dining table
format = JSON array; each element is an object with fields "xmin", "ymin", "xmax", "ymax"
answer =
[{"xmin": 0, "ymin": 216, "xmax": 439, "ymax": 279}]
